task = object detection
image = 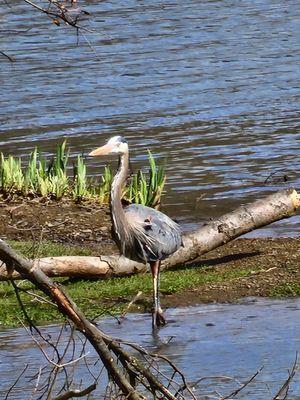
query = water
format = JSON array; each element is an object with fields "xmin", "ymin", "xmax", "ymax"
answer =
[
  {"xmin": 1, "ymin": 0, "xmax": 300, "ymax": 235},
  {"xmin": 1, "ymin": 298, "xmax": 300, "ymax": 399}
]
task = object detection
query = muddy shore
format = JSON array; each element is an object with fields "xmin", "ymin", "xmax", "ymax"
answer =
[{"xmin": 1, "ymin": 199, "xmax": 299, "ymax": 306}]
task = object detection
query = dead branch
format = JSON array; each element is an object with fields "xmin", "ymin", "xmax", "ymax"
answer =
[
  {"xmin": 0, "ymin": 50, "xmax": 14, "ymax": 62},
  {"xmin": 21, "ymin": 321, "xmax": 89, "ymax": 369},
  {"xmin": 120, "ymin": 291, "xmax": 143, "ymax": 320},
  {"xmin": 4, "ymin": 364, "xmax": 29, "ymax": 400},
  {"xmin": 29, "ymin": 366, "xmax": 42, "ymax": 400},
  {"xmin": 52, "ymin": 383, "xmax": 97, "ymax": 400},
  {"xmin": 0, "ymin": 238, "xmax": 198, "ymax": 399},
  {"xmin": 22, "ymin": 0, "xmax": 90, "ymax": 31},
  {"xmin": 1, "ymin": 188, "xmax": 299, "ymax": 280},
  {"xmin": 221, "ymin": 367, "xmax": 263, "ymax": 399},
  {"xmin": 273, "ymin": 353, "xmax": 298, "ymax": 400}
]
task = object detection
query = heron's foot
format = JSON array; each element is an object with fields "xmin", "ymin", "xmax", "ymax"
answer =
[
  {"xmin": 152, "ymin": 308, "xmax": 166, "ymax": 329},
  {"xmin": 156, "ymin": 311, "xmax": 166, "ymax": 327}
]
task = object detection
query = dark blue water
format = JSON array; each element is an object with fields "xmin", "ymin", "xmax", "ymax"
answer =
[{"xmin": 1, "ymin": 0, "xmax": 300, "ymax": 234}]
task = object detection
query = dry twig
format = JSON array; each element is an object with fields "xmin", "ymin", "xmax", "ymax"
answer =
[{"xmin": 273, "ymin": 353, "xmax": 298, "ymax": 400}]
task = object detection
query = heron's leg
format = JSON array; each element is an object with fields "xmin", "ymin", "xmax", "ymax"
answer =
[
  {"xmin": 150, "ymin": 261, "xmax": 166, "ymax": 329},
  {"xmin": 156, "ymin": 265, "xmax": 164, "ymax": 316}
]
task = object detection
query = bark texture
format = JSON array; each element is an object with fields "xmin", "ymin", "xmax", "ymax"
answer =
[{"xmin": 0, "ymin": 188, "xmax": 299, "ymax": 281}]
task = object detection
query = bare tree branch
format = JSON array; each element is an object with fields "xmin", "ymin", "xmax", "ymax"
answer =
[
  {"xmin": 4, "ymin": 364, "xmax": 29, "ymax": 400},
  {"xmin": 0, "ymin": 238, "xmax": 198, "ymax": 399},
  {"xmin": 273, "ymin": 353, "xmax": 298, "ymax": 400},
  {"xmin": 22, "ymin": 0, "xmax": 89, "ymax": 30},
  {"xmin": 221, "ymin": 367, "xmax": 263, "ymax": 399},
  {"xmin": 0, "ymin": 50, "xmax": 14, "ymax": 62},
  {"xmin": 52, "ymin": 383, "xmax": 97, "ymax": 400}
]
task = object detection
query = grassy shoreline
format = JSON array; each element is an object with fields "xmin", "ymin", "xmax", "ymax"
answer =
[
  {"xmin": 1, "ymin": 239, "xmax": 299, "ymax": 328},
  {"xmin": 0, "ymin": 240, "xmax": 251, "ymax": 327}
]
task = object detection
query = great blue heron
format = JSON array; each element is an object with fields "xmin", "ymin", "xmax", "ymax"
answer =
[{"xmin": 89, "ymin": 136, "xmax": 182, "ymax": 328}]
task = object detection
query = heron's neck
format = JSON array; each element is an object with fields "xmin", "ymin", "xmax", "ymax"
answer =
[{"xmin": 110, "ymin": 151, "xmax": 129, "ymax": 237}]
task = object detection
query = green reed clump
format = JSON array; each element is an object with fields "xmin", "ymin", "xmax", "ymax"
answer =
[
  {"xmin": 126, "ymin": 151, "xmax": 166, "ymax": 209},
  {"xmin": 0, "ymin": 142, "xmax": 69, "ymax": 200},
  {"xmin": 0, "ymin": 142, "xmax": 166, "ymax": 207}
]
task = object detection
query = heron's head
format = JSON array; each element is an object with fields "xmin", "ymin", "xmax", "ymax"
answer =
[{"xmin": 89, "ymin": 136, "xmax": 128, "ymax": 157}]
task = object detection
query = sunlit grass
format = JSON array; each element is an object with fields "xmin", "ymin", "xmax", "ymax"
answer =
[
  {"xmin": 0, "ymin": 141, "xmax": 166, "ymax": 208},
  {"xmin": 0, "ymin": 240, "xmax": 255, "ymax": 327}
]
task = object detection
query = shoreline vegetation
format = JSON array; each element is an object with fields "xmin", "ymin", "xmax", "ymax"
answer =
[{"xmin": 0, "ymin": 140, "xmax": 165, "ymax": 208}]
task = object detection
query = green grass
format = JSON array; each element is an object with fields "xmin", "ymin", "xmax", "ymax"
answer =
[
  {"xmin": 0, "ymin": 141, "xmax": 166, "ymax": 208},
  {"xmin": 0, "ymin": 240, "xmax": 254, "ymax": 328},
  {"xmin": 270, "ymin": 283, "xmax": 300, "ymax": 298},
  {"xmin": 8, "ymin": 240, "xmax": 93, "ymax": 259}
]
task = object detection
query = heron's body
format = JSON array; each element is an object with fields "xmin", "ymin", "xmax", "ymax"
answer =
[
  {"xmin": 122, "ymin": 204, "xmax": 182, "ymax": 263},
  {"xmin": 90, "ymin": 136, "xmax": 182, "ymax": 328}
]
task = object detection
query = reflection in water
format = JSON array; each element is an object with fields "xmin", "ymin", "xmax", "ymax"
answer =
[
  {"xmin": 1, "ymin": 0, "xmax": 300, "ymax": 235},
  {"xmin": 0, "ymin": 298, "xmax": 300, "ymax": 399}
]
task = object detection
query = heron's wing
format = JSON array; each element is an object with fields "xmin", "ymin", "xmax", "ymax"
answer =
[{"xmin": 124, "ymin": 204, "xmax": 182, "ymax": 262}]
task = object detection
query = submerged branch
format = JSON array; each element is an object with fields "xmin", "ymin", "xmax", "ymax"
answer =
[{"xmin": 0, "ymin": 50, "xmax": 14, "ymax": 62}]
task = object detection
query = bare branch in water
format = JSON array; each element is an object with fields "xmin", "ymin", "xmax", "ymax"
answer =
[
  {"xmin": 4, "ymin": 364, "xmax": 29, "ymax": 400},
  {"xmin": 0, "ymin": 50, "xmax": 14, "ymax": 62},
  {"xmin": 0, "ymin": 238, "xmax": 200, "ymax": 399},
  {"xmin": 273, "ymin": 353, "xmax": 298, "ymax": 400},
  {"xmin": 221, "ymin": 367, "xmax": 263, "ymax": 399}
]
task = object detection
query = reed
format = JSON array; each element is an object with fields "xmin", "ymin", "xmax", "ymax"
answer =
[
  {"xmin": 98, "ymin": 165, "xmax": 113, "ymax": 203},
  {"xmin": 0, "ymin": 142, "xmax": 166, "ymax": 207},
  {"xmin": 72, "ymin": 155, "xmax": 88, "ymax": 202}
]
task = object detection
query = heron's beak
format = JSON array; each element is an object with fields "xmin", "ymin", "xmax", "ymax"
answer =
[{"xmin": 89, "ymin": 144, "xmax": 113, "ymax": 156}]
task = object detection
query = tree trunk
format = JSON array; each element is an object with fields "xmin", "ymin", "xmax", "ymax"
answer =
[{"xmin": 0, "ymin": 188, "xmax": 299, "ymax": 281}]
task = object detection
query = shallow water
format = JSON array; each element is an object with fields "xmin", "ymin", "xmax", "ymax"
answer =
[
  {"xmin": 1, "ymin": 0, "xmax": 300, "ymax": 235},
  {"xmin": 0, "ymin": 298, "xmax": 300, "ymax": 399}
]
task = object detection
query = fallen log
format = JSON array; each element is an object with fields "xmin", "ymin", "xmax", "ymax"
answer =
[{"xmin": 1, "ymin": 188, "xmax": 299, "ymax": 280}]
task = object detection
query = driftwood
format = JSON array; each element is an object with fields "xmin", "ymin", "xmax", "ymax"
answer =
[{"xmin": 0, "ymin": 188, "xmax": 299, "ymax": 281}]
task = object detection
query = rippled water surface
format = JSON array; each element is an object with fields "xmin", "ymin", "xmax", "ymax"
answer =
[
  {"xmin": 1, "ymin": 298, "xmax": 300, "ymax": 399},
  {"xmin": 1, "ymin": 0, "xmax": 300, "ymax": 234}
]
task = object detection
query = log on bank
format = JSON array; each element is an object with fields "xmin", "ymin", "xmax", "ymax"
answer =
[{"xmin": 0, "ymin": 188, "xmax": 299, "ymax": 281}]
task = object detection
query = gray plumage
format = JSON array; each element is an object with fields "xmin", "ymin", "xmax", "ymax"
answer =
[
  {"xmin": 89, "ymin": 135, "xmax": 182, "ymax": 328},
  {"xmin": 123, "ymin": 203, "xmax": 182, "ymax": 263}
]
